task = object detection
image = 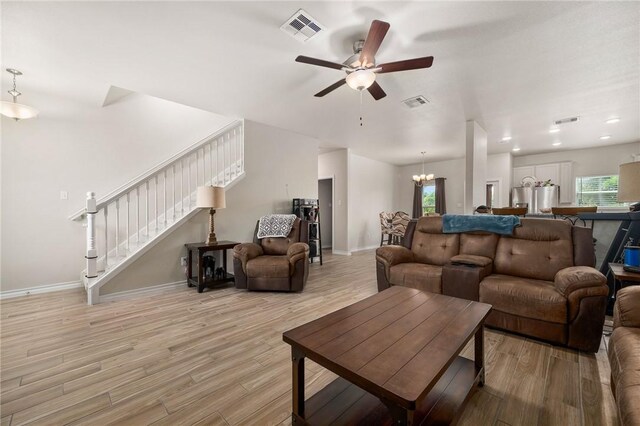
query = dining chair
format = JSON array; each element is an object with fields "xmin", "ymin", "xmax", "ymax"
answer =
[{"xmin": 379, "ymin": 212, "xmax": 394, "ymax": 246}]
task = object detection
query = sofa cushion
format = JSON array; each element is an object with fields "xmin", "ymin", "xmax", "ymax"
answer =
[
  {"xmin": 494, "ymin": 219, "xmax": 574, "ymax": 281},
  {"xmin": 246, "ymin": 256, "xmax": 290, "ymax": 278},
  {"xmin": 389, "ymin": 263, "xmax": 442, "ymax": 293},
  {"xmin": 480, "ymin": 274, "xmax": 567, "ymax": 324},
  {"xmin": 411, "ymin": 217, "xmax": 459, "ymax": 266},
  {"xmin": 609, "ymin": 327, "xmax": 640, "ymax": 386},
  {"xmin": 460, "ymin": 233, "xmax": 499, "ymax": 259}
]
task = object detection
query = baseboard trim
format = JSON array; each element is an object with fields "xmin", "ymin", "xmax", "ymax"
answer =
[
  {"xmin": 351, "ymin": 244, "xmax": 380, "ymax": 253},
  {"xmin": 350, "ymin": 245, "xmax": 379, "ymax": 253},
  {"xmin": 99, "ymin": 280, "xmax": 187, "ymax": 303},
  {"xmin": 0, "ymin": 281, "xmax": 83, "ymax": 299},
  {"xmin": 332, "ymin": 250, "xmax": 351, "ymax": 256}
]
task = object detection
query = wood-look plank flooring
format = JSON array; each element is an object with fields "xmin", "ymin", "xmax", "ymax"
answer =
[{"xmin": 0, "ymin": 250, "xmax": 618, "ymax": 425}]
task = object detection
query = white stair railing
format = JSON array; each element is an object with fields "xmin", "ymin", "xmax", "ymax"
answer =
[{"xmin": 71, "ymin": 120, "xmax": 244, "ymax": 304}]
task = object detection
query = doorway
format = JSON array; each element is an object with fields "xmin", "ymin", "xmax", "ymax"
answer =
[
  {"xmin": 486, "ymin": 179, "xmax": 501, "ymax": 208},
  {"xmin": 318, "ymin": 177, "xmax": 333, "ymax": 251}
]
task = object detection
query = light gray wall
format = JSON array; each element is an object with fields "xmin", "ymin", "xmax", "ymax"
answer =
[
  {"xmin": 318, "ymin": 178, "xmax": 332, "ymax": 249},
  {"xmin": 513, "ymin": 142, "xmax": 640, "ymax": 177},
  {"xmin": 348, "ymin": 153, "xmax": 396, "ymax": 251},
  {"xmin": 102, "ymin": 120, "xmax": 319, "ymax": 295},
  {"xmin": 1, "ymin": 92, "xmax": 232, "ymax": 292},
  {"xmin": 487, "ymin": 153, "xmax": 513, "ymax": 208},
  {"xmin": 318, "ymin": 150, "xmax": 349, "ymax": 253},
  {"xmin": 396, "ymin": 158, "xmax": 467, "ymax": 216}
]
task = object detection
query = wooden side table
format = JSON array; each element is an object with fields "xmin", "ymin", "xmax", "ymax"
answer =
[
  {"xmin": 185, "ymin": 241, "xmax": 239, "ymax": 293},
  {"xmin": 609, "ymin": 262, "xmax": 640, "ymax": 285},
  {"xmin": 608, "ymin": 262, "xmax": 640, "ymax": 308}
]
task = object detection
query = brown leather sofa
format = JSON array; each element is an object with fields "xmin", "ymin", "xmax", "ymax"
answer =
[
  {"xmin": 376, "ymin": 216, "xmax": 608, "ymax": 352},
  {"xmin": 608, "ymin": 286, "xmax": 640, "ymax": 425},
  {"xmin": 233, "ymin": 218, "xmax": 309, "ymax": 292}
]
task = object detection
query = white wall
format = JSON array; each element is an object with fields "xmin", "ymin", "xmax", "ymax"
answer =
[
  {"xmin": 318, "ymin": 150, "xmax": 349, "ymax": 253},
  {"xmin": 396, "ymin": 158, "xmax": 467, "ymax": 216},
  {"xmin": 102, "ymin": 120, "xmax": 319, "ymax": 295},
  {"xmin": 465, "ymin": 121, "xmax": 488, "ymax": 213},
  {"xmin": 1, "ymin": 92, "xmax": 232, "ymax": 292},
  {"xmin": 487, "ymin": 153, "xmax": 513, "ymax": 208},
  {"xmin": 513, "ymin": 142, "xmax": 640, "ymax": 177},
  {"xmin": 348, "ymin": 153, "xmax": 396, "ymax": 252}
]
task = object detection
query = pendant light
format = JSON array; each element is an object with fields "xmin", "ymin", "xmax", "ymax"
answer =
[
  {"xmin": 0, "ymin": 69, "xmax": 39, "ymax": 121},
  {"xmin": 412, "ymin": 151, "xmax": 434, "ymax": 187}
]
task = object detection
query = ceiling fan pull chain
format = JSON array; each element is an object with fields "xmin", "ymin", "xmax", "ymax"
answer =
[{"xmin": 359, "ymin": 90, "xmax": 363, "ymax": 127}]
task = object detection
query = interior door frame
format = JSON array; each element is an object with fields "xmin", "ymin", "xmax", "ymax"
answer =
[
  {"xmin": 318, "ymin": 175, "xmax": 335, "ymax": 252},
  {"xmin": 486, "ymin": 178, "xmax": 502, "ymax": 207}
]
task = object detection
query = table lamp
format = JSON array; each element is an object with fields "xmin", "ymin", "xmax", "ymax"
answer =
[
  {"xmin": 618, "ymin": 161, "xmax": 640, "ymax": 211},
  {"xmin": 196, "ymin": 186, "xmax": 226, "ymax": 244}
]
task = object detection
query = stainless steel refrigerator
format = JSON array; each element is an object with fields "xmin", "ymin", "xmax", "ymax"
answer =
[{"xmin": 511, "ymin": 186, "xmax": 559, "ymax": 214}]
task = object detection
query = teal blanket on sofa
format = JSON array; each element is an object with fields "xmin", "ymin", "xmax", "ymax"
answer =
[{"xmin": 442, "ymin": 214, "xmax": 520, "ymax": 235}]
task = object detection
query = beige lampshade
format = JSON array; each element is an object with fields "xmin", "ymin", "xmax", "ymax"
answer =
[
  {"xmin": 196, "ymin": 186, "xmax": 226, "ymax": 209},
  {"xmin": 618, "ymin": 161, "xmax": 640, "ymax": 202}
]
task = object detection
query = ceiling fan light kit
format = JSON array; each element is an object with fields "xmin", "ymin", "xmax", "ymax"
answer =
[
  {"xmin": 295, "ymin": 19, "xmax": 434, "ymax": 101},
  {"xmin": 346, "ymin": 69, "xmax": 376, "ymax": 91},
  {"xmin": 0, "ymin": 68, "xmax": 39, "ymax": 121}
]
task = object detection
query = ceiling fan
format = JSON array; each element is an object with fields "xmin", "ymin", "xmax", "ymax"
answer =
[{"xmin": 295, "ymin": 19, "xmax": 434, "ymax": 101}]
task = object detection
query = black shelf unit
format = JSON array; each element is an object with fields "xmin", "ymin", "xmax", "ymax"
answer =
[
  {"xmin": 579, "ymin": 211, "xmax": 640, "ymax": 314},
  {"xmin": 293, "ymin": 198, "xmax": 323, "ymax": 265}
]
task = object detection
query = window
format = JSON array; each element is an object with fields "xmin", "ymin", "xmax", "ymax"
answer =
[
  {"xmin": 422, "ymin": 183, "xmax": 436, "ymax": 215},
  {"xmin": 575, "ymin": 175, "xmax": 626, "ymax": 207}
]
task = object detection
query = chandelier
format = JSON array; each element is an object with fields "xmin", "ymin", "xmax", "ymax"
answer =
[
  {"xmin": 0, "ymin": 69, "xmax": 39, "ymax": 121},
  {"xmin": 412, "ymin": 151, "xmax": 434, "ymax": 187}
]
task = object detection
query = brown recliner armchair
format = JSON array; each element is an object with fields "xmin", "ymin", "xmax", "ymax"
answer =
[{"xmin": 233, "ymin": 218, "xmax": 309, "ymax": 292}]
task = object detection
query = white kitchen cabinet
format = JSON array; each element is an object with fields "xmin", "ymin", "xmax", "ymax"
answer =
[
  {"xmin": 512, "ymin": 162, "xmax": 574, "ymax": 204},
  {"xmin": 513, "ymin": 166, "xmax": 535, "ymax": 186},
  {"xmin": 559, "ymin": 162, "xmax": 574, "ymax": 204},
  {"xmin": 534, "ymin": 163, "xmax": 560, "ymax": 185}
]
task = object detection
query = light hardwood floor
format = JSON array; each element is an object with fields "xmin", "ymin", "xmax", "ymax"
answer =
[{"xmin": 0, "ymin": 250, "xmax": 618, "ymax": 425}]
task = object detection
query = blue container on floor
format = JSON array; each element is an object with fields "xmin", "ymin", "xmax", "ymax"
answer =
[{"xmin": 624, "ymin": 246, "xmax": 640, "ymax": 267}]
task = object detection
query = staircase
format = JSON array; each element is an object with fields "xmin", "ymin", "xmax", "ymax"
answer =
[{"xmin": 69, "ymin": 120, "xmax": 245, "ymax": 305}]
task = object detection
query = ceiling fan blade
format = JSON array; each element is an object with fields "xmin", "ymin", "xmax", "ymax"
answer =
[
  {"xmin": 315, "ymin": 79, "xmax": 347, "ymax": 97},
  {"xmin": 367, "ymin": 81, "xmax": 387, "ymax": 100},
  {"xmin": 359, "ymin": 20, "xmax": 390, "ymax": 67},
  {"xmin": 377, "ymin": 56, "xmax": 434, "ymax": 74},
  {"xmin": 296, "ymin": 55, "xmax": 345, "ymax": 70}
]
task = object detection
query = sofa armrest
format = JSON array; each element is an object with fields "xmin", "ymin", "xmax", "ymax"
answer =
[
  {"xmin": 376, "ymin": 246, "xmax": 415, "ymax": 293},
  {"xmin": 614, "ymin": 286, "xmax": 640, "ymax": 329},
  {"xmin": 376, "ymin": 246, "xmax": 415, "ymax": 268},
  {"xmin": 287, "ymin": 242, "xmax": 309, "ymax": 266},
  {"xmin": 233, "ymin": 243, "xmax": 264, "ymax": 273},
  {"xmin": 554, "ymin": 266, "xmax": 607, "ymax": 297},
  {"xmin": 442, "ymin": 259, "xmax": 492, "ymax": 302}
]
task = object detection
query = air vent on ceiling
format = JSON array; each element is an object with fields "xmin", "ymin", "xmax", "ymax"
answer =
[
  {"xmin": 402, "ymin": 95, "xmax": 430, "ymax": 109},
  {"xmin": 280, "ymin": 9, "xmax": 325, "ymax": 43},
  {"xmin": 554, "ymin": 116, "xmax": 580, "ymax": 125}
]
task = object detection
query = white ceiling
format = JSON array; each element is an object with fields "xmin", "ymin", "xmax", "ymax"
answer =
[{"xmin": 2, "ymin": 1, "xmax": 639, "ymax": 165}]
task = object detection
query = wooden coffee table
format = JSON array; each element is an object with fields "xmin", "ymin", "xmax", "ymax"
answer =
[{"xmin": 282, "ymin": 286, "xmax": 492, "ymax": 425}]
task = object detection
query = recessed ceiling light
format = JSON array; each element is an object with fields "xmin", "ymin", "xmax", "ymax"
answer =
[
  {"xmin": 600, "ymin": 135, "xmax": 611, "ymax": 140},
  {"xmin": 606, "ymin": 117, "xmax": 620, "ymax": 124},
  {"xmin": 512, "ymin": 147, "xmax": 521, "ymax": 152},
  {"xmin": 552, "ymin": 142, "xmax": 562, "ymax": 146},
  {"xmin": 501, "ymin": 136, "xmax": 512, "ymax": 142},
  {"xmin": 549, "ymin": 128, "xmax": 560, "ymax": 134}
]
